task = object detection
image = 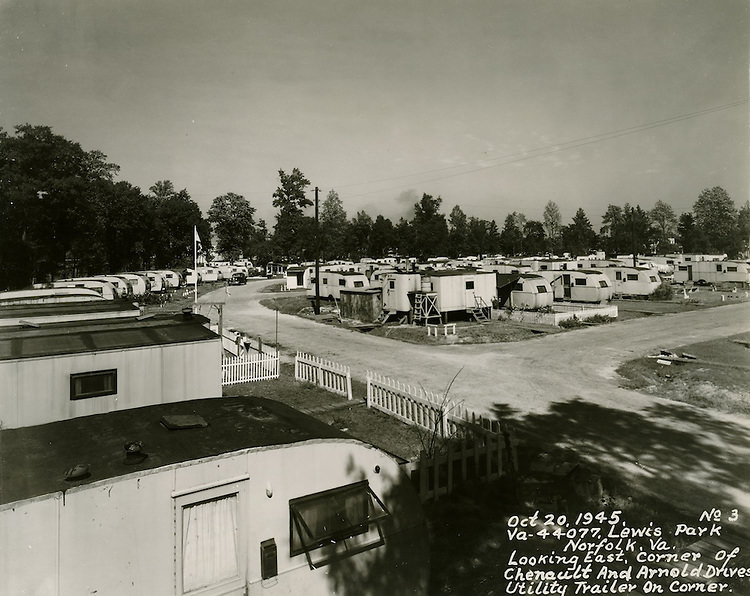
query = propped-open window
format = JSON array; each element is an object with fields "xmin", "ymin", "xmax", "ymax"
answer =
[{"xmin": 289, "ymin": 480, "xmax": 390, "ymax": 569}]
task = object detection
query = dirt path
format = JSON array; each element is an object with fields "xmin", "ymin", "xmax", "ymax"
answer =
[{"xmin": 205, "ymin": 280, "xmax": 750, "ymax": 519}]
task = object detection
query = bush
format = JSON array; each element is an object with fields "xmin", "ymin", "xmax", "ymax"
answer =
[
  {"xmin": 650, "ymin": 282, "xmax": 674, "ymax": 301},
  {"xmin": 585, "ymin": 314, "xmax": 615, "ymax": 324},
  {"xmin": 558, "ymin": 315, "xmax": 584, "ymax": 329}
]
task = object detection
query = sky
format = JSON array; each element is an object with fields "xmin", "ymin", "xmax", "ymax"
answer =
[{"xmin": 1, "ymin": 0, "xmax": 748, "ymax": 229}]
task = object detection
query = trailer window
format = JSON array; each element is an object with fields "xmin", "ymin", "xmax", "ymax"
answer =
[
  {"xmin": 649, "ymin": 276, "xmax": 658, "ymax": 282},
  {"xmin": 716, "ymin": 264, "xmax": 723, "ymax": 272},
  {"xmin": 389, "ymin": 280, "xmax": 395, "ymax": 289},
  {"xmin": 678, "ymin": 266, "xmax": 688, "ymax": 271},
  {"xmin": 627, "ymin": 274, "xmax": 638, "ymax": 281},
  {"xmin": 339, "ymin": 279, "xmax": 346, "ymax": 286},
  {"xmin": 575, "ymin": 278, "xmax": 586, "ymax": 286},
  {"xmin": 615, "ymin": 271, "xmax": 622, "ymax": 280},
  {"xmin": 536, "ymin": 285, "xmax": 548, "ymax": 293},
  {"xmin": 322, "ymin": 278, "xmax": 328, "ymax": 284},
  {"xmin": 354, "ymin": 281, "xmax": 364, "ymax": 288},
  {"xmin": 727, "ymin": 266, "xmax": 738, "ymax": 272},
  {"xmin": 599, "ymin": 281, "xmax": 609, "ymax": 288},
  {"xmin": 70, "ymin": 369, "xmax": 117, "ymax": 400},
  {"xmin": 465, "ymin": 280, "xmax": 474, "ymax": 290},
  {"xmin": 289, "ymin": 480, "xmax": 389, "ymax": 569},
  {"xmin": 540, "ymin": 265, "xmax": 548, "ymax": 270},
  {"xmin": 514, "ymin": 283, "xmax": 524, "ymax": 291}
]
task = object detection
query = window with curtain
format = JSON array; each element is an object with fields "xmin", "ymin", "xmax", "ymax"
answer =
[{"xmin": 181, "ymin": 494, "xmax": 239, "ymax": 593}]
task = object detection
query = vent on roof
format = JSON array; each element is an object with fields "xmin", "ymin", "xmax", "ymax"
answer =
[
  {"xmin": 123, "ymin": 441, "xmax": 148, "ymax": 465},
  {"xmin": 160, "ymin": 414, "xmax": 208, "ymax": 430},
  {"xmin": 64, "ymin": 463, "xmax": 91, "ymax": 481}
]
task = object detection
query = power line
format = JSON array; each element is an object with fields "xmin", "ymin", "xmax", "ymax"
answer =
[{"xmin": 334, "ymin": 98, "xmax": 748, "ymax": 199}]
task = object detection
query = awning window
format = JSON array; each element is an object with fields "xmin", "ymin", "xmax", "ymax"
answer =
[{"xmin": 289, "ymin": 480, "xmax": 390, "ymax": 569}]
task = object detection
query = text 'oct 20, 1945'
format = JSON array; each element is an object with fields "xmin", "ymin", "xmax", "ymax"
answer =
[{"xmin": 502, "ymin": 507, "xmax": 750, "ymax": 595}]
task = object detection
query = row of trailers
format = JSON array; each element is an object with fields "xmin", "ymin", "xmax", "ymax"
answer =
[
  {"xmin": 0, "ymin": 270, "xmax": 183, "ymax": 305},
  {"xmin": 299, "ymin": 266, "xmax": 657, "ymax": 324}
]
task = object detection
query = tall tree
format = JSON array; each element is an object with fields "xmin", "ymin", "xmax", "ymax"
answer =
[
  {"xmin": 677, "ymin": 212, "xmax": 707, "ymax": 254},
  {"xmin": 448, "ymin": 205, "xmax": 469, "ymax": 257},
  {"xmin": 207, "ymin": 192, "xmax": 256, "ymax": 261},
  {"xmin": 394, "ymin": 217, "xmax": 414, "ymax": 257},
  {"xmin": 347, "ymin": 211, "xmax": 373, "ymax": 260},
  {"xmin": 319, "ymin": 190, "xmax": 348, "ymax": 260},
  {"xmin": 693, "ymin": 187, "xmax": 738, "ymax": 254},
  {"xmin": 523, "ymin": 220, "xmax": 546, "ymax": 255},
  {"xmin": 649, "ymin": 200, "xmax": 677, "ymax": 253},
  {"xmin": 411, "ymin": 194, "xmax": 448, "ymax": 259},
  {"xmin": 370, "ymin": 215, "xmax": 395, "ymax": 258},
  {"xmin": 271, "ymin": 168, "xmax": 311, "ymax": 260},
  {"xmin": 736, "ymin": 201, "xmax": 750, "ymax": 258},
  {"xmin": 149, "ymin": 181, "xmax": 207, "ymax": 267},
  {"xmin": 499, "ymin": 212, "xmax": 523, "ymax": 256},
  {"xmin": 599, "ymin": 204, "xmax": 626, "ymax": 256},
  {"xmin": 562, "ymin": 208, "xmax": 597, "ymax": 256},
  {"xmin": 0, "ymin": 124, "xmax": 119, "ymax": 288},
  {"xmin": 542, "ymin": 201, "xmax": 562, "ymax": 255}
]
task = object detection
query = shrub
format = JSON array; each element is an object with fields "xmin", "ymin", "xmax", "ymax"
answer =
[
  {"xmin": 585, "ymin": 314, "xmax": 615, "ymax": 324},
  {"xmin": 650, "ymin": 282, "xmax": 674, "ymax": 301},
  {"xmin": 559, "ymin": 315, "xmax": 584, "ymax": 328}
]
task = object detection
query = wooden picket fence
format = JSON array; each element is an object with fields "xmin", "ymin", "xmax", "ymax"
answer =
[
  {"xmin": 222, "ymin": 352, "xmax": 279, "ymax": 385},
  {"xmin": 403, "ymin": 429, "xmax": 514, "ymax": 502},
  {"xmin": 366, "ymin": 371, "xmax": 453, "ymax": 436},
  {"xmin": 366, "ymin": 370, "xmax": 517, "ymax": 501},
  {"xmin": 295, "ymin": 351, "xmax": 352, "ymax": 400}
]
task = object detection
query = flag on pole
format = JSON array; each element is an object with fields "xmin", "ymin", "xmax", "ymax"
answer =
[{"xmin": 194, "ymin": 226, "xmax": 202, "ymax": 255}]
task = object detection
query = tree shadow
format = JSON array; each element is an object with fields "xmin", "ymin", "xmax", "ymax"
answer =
[{"xmin": 316, "ymin": 454, "xmax": 430, "ymax": 596}]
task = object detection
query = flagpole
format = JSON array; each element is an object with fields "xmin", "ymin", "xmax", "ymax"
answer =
[{"xmin": 193, "ymin": 225, "xmax": 198, "ymax": 304}]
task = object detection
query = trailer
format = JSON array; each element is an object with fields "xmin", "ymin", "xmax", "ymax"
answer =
[
  {"xmin": 35, "ymin": 279, "xmax": 117, "ymax": 300},
  {"xmin": 538, "ymin": 270, "xmax": 613, "ymax": 303},
  {"xmin": 381, "ymin": 271, "xmax": 422, "ymax": 313},
  {"xmin": 307, "ymin": 270, "xmax": 369, "ymax": 301},
  {"xmin": 673, "ymin": 260, "xmax": 750, "ymax": 286},
  {"xmin": 509, "ymin": 274, "xmax": 554, "ymax": 309},
  {"xmin": 421, "ymin": 269, "xmax": 496, "ymax": 321},
  {"xmin": 116, "ymin": 273, "xmax": 150, "ymax": 296},
  {"xmin": 597, "ymin": 266, "xmax": 662, "ymax": 297},
  {"xmin": 0, "ymin": 288, "xmax": 105, "ymax": 306}
]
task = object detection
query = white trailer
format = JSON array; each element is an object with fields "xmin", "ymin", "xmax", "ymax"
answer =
[
  {"xmin": 307, "ymin": 270, "xmax": 369, "ymax": 301},
  {"xmin": 538, "ymin": 270, "xmax": 613, "ymax": 303},
  {"xmin": 510, "ymin": 275, "xmax": 554, "ymax": 309},
  {"xmin": 422, "ymin": 270, "xmax": 496, "ymax": 314},
  {"xmin": 597, "ymin": 266, "xmax": 662, "ymax": 297},
  {"xmin": 37, "ymin": 279, "xmax": 117, "ymax": 300},
  {"xmin": 381, "ymin": 271, "xmax": 422, "ymax": 313},
  {"xmin": 673, "ymin": 260, "xmax": 750, "ymax": 286}
]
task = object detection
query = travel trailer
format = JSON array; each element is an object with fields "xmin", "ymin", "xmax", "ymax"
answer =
[
  {"xmin": 35, "ymin": 279, "xmax": 117, "ymax": 300},
  {"xmin": 537, "ymin": 270, "xmax": 613, "ymax": 303},
  {"xmin": 673, "ymin": 260, "xmax": 750, "ymax": 286},
  {"xmin": 307, "ymin": 270, "xmax": 370, "ymax": 301},
  {"xmin": 509, "ymin": 274, "xmax": 554, "ymax": 309},
  {"xmin": 0, "ymin": 287, "xmax": 105, "ymax": 306},
  {"xmin": 597, "ymin": 266, "xmax": 662, "ymax": 297}
]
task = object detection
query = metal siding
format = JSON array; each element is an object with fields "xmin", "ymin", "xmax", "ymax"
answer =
[{"xmin": 0, "ymin": 495, "xmax": 60, "ymax": 596}]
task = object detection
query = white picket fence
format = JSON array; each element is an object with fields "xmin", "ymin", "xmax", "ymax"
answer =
[
  {"xmin": 295, "ymin": 351, "xmax": 352, "ymax": 399},
  {"xmin": 365, "ymin": 371, "xmax": 456, "ymax": 436},
  {"xmin": 365, "ymin": 371, "xmax": 510, "ymax": 439},
  {"xmin": 222, "ymin": 352, "xmax": 279, "ymax": 385}
]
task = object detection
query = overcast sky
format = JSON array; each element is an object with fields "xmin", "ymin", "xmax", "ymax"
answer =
[{"xmin": 1, "ymin": 0, "xmax": 747, "ymax": 228}]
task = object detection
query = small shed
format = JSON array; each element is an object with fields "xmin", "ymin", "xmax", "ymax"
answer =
[{"xmin": 339, "ymin": 288, "xmax": 383, "ymax": 322}]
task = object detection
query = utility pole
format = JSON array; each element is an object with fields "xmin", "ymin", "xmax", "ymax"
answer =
[
  {"xmin": 314, "ymin": 186, "xmax": 321, "ymax": 315},
  {"xmin": 630, "ymin": 207, "xmax": 637, "ymax": 268}
]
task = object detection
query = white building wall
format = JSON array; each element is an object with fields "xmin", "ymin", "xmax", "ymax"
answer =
[
  {"xmin": 0, "ymin": 440, "xmax": 427, "ymax": 596},
  {"xmin": 0, "ymin": 340, "xmax": 222, "ymax": 429}
]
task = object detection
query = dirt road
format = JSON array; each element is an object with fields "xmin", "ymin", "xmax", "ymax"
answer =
[{"xmin": 205, "ymin": 280, "xmax": 750, "ymax": 518}]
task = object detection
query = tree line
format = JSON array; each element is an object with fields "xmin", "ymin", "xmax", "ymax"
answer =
[{"xmin": 1, "ymin": 124, "xmax": 748, "ymax": 291}]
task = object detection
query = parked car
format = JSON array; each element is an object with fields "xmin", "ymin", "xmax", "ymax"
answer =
[{"xmin": 229, "ymin": 272, "xmax": 247, "ymax": 285}]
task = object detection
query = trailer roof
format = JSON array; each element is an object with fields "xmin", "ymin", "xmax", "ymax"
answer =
[
  {"xmin": 0, "ymin": 311, "xmax": 216, "ymax": 361},
  {"xmin": 426, "ymin": 269, "xmax": 494, "ymax": 277},
  {"xmin": 0, "ymin": 299, "xmax": 139, "ymax": 322},
  {"xmin": 0, "ymin": 396, "xmax": 349, "ymax": 506}
]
